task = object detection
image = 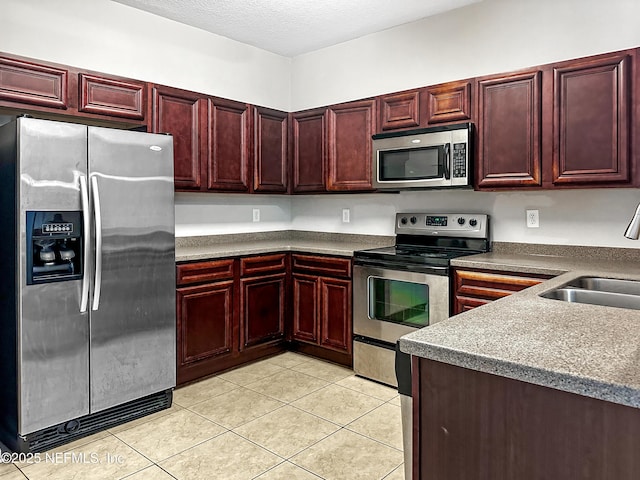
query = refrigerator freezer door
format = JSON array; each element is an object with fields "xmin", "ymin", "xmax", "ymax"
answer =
[
  {"xmin": 18, "ymin": 118, "xmax": 90, "ymax": 434},
  {"xmin": 88, "ymin": 127, "xmax": 176, "ymax": 412}
]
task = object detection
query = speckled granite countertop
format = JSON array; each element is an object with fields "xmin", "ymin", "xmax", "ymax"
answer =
[
  {"xmin": 175, "ymin": 230, "xmax": 395, "ymax": 262},
  {"xmin": 400, "ymin": 243, "xmax": 640, "ymax": 409}
]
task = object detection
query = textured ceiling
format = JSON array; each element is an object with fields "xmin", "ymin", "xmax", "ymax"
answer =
[{"xmin": 111, "ymin": 0, "xmax": 481, "ymax": 57}]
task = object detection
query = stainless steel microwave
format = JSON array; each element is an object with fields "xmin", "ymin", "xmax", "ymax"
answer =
[{"xmin": 372, "ymin": 122, "xmax": 473, "ymax": 190}]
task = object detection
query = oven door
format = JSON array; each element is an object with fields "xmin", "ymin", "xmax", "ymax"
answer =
[{"xmin": 353, "ymin": 264, "xmax": 450, "ymax": 344}]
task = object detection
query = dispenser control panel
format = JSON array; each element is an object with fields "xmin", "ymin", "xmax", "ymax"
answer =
[{"xmin": 42, "ymin": 222, "xmax": 74, "ymax": 234}]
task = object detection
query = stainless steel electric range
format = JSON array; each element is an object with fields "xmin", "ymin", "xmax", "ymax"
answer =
[{"xmin": 352, "ymin": 212, "xmax": 490, "ymax": 386}]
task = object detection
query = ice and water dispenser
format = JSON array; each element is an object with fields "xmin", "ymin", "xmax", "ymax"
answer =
[{"xmin": 26, "ymin": 211, "xmax": 83, "ymax": 285}]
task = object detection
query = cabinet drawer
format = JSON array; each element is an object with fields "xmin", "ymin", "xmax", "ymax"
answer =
[
  {"xmin": 291, "ymin": 254, "xmax": 351, "ymax": 278},
  {"xmin": 177, "ymin": 259, "xmax": 235, "ymax": 286},
  {"xmin": 240, "ymin": 253, "xmax": 287, "ymax": 276},
  {"xmin": 453, "ymin": 268, "xmax": 553, "ymax": 315},
  {"xmin": 454, "ymin": 269, "xmax": 551, "ymax": 299}
]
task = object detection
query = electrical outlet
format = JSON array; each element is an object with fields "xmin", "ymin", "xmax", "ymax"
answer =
[
  {"xmin": 342, "ymin": 208, "xmax": 350, "ymax": 223},
  {"xmin": 526, "ymin": 209, "xmax": 539, "ymax": 228},
  {"xmin": 252, "ymin": 208, "xmax": 260, "ymax": 222}
]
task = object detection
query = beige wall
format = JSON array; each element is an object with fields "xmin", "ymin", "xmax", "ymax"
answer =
[
  {"xmin": 0, "ymin": 0, "xmax": 291, "ymax": 110},
  {"xmin": 291, "ymin": 0, "xmax": 640, "ymax": 110}
]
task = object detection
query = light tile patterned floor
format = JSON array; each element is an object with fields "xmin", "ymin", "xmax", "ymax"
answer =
[{"xmin": 2, "ymin": 352, "xmax": 405, "ymax": 480}]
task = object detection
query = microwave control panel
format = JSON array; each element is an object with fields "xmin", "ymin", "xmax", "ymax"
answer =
[{"xmin": 452, "ymin": 143, "xmax": 467, "ymax": 178}]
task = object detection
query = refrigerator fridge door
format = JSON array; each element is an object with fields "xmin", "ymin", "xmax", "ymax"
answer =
[
  {"xmin": 87, "ymin": 127, "xmax": 176, "ymax": 412},
  {"xmin": 18, "ymin": 118, "xmax": 91, "ymax": 434}
]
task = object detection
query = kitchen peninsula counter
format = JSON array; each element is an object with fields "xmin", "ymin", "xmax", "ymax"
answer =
[
  {"xmin": 175, "ymin": 231, "xmax": 395, "ymax": 262},
  {"xmin": 400, "ymin": 243, "xmax": 640, "ymax": 409}
]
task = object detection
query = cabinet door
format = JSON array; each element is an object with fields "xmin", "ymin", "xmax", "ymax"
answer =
[
  {"xmin": 240, "ymin": 273, "xmax": 286, "ymax": 349},
  {"xmin": 552, "ymin": 52, "xmax": 631, "ymax": 185},
  {"xmin": 378, "ymin": 89, "xmax": 424, "ymax": 131},
  {"xmin": 207, "ymin": 97, "xmax": 251, "ymax": 191},
  {"xmin": 253, "ymin": 106, "xmax": 288, "ymax": 193},
  {"xmin": 327, "ymin": 99, "xmax": 376, "ymax": 191},
  {"xmin": 176, "ymin": 281, "xmax": 235, "ymax": 372},
  {"xmin": 319, "ymin": 277, "xmax": 352, "ymax": 353},
  {"xmin": 79, "ymin": 73, "xmax": 145, "ymax": 120},
  {"xmin": 426, "ymin": 80, "xmax": 472, "ymax": 125},
  {"xmin": 152, "ymin": 85, "xmax": 205, "ymax": 190},
  {"xmin": 292, "ymin": 274, "xmax": 319, "ymax": 343},
  {"xmin": 477, "ymin": 71, "xmax": 542, "ymax": 188},
  {"xmin": 452, "ymin": 268, "xmax": 552, "ymax": 315},
  {"xmin": 0, "ymin": 55, "xmax": 68, "ymax": 110},
  {"xmin": 291, "ymin": 108, "xmax": 326, "ymax": 192}
]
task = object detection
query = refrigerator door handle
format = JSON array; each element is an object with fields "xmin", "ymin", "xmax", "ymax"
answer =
[
  {"xmin": 91, "ymin": 176, "xmax": 103, "ymax": 311},
  {"xmin": 79, "ymin": 175, "xmax": 91, "ymax": 313}
]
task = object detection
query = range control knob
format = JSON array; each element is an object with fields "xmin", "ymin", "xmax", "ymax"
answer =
[
  {"xmin": 457, "ymin": 217, "xmax": 466, "ymax": 225},
  {"xmin": 410, "ymin": 216, "xmax": 418, "ymax": 224},
  {"xmin": 400, "ymin": 217, "xmax": 408, "ymax": 225},
  {"xmin": 469, "ymin": 218, "xmax": 478, "ymax": 227}
]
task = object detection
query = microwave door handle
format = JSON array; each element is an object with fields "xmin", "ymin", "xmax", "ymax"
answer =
[{"xmin": 443, "ymin": 143, "xmax": 451, "ymax": 180}]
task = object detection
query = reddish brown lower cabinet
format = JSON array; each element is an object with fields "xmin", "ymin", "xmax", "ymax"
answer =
[
  {"xmin": 239, "ymin": 254, "xmax": 287, "ymax": 349},
  {"xmin": 414, "ymin": 358, "xmax": 640, "ymax": 480},
  {"xmin": 176, "ymin": 254, "xmax": 288, "ymax": 385},
  {"xmin": 176, "ymin": 259, "xmax": 237, "ymax": 384},
  {"xmin": 452, "ymin": 268, "xmax": 553, "ymax": 315},
  {"xmin": 291, "ymin": 254, "xmax": 352, "ymax": 365}
]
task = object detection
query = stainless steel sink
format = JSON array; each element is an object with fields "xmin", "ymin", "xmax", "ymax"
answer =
[
  {"xmin": 540, "ymin": 277, "xmax": 640, "ymax": 310},
  {"xmin": 565, "ymin": 276, "xmax": 640, "ymax": 296}
]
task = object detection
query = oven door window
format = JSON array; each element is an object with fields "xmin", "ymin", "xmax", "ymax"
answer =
[
  {"xmin": 368, "ymin": 276, "xmax": 429, "ymax": 327},
  {"xmin": 378, "ymin": 145, "xmax": 444, "ymax": 181}
]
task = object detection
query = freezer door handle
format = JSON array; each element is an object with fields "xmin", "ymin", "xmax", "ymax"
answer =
[
  {"xmin": 91, "ymin": 176, "xmax": 103, "ymax": 311},
  {"xmin": 79, "ymin": 175, "xmax": 90, "ymax": 313}
]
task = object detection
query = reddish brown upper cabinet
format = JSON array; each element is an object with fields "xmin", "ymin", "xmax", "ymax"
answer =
[
  {"xmin": 327, "ymin": 99, "xmax": 376, "ymax": 191},
  {"xmin": 377, "ymin": 89, "xmax": 424, "ymax": 131},
  {"xmin": 78, "ymin": 73, "xmax": 146, "ymax": 120},
  {"xmin": 253, "ymin": 106, "xmax": 288, "ymax": 193},
  {"xmin": 291, "ymin": 108, "xmax": 327, "ymax": 193},
  {"xmin": 426, "ymin": 80, "xmax": 472, "ymax": 125},
  {"xmin": 552, "ymin": 51, "xmax": 632, "ymax": 186},
  {"xmin": 152, "ymin": 85, "xmax": 206, "ymax": 190},
  {"xmin": 207, "ymin": 97, "xmax": 251, "ymax": 192},
  {"xmin": 476, "ymin": 70, "xmax": 543, "ymax": 189},
  {"xmin": 0, "ymin": 55, "xmax": 68, "ymax": 110},
  {"xmin": 239, "ymin": 254, "xmax": 287, "ymax": 350}
]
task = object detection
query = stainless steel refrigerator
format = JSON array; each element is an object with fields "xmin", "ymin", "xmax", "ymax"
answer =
[{"xmin": 0, "ymin": 117, "xmax": 176, "ymax": 452}]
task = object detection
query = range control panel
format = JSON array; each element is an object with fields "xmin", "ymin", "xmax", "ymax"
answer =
[{"xmin": 396, "ymin": 213, "xmax": 489, "ymax": 238}]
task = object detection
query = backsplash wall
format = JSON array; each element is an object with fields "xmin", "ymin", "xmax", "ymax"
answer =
[{"xmin": 176, "ymin": 189, "xmax": 640, "ymax": 249}]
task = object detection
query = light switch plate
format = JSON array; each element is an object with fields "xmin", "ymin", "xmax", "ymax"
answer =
[
  {"xmin": 342, "ymin": 208, "xmax": 350, "ymax": 223},
  {"xmin": 253, "ymin": 208, "xmax": 260, "ymax": 222}
]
